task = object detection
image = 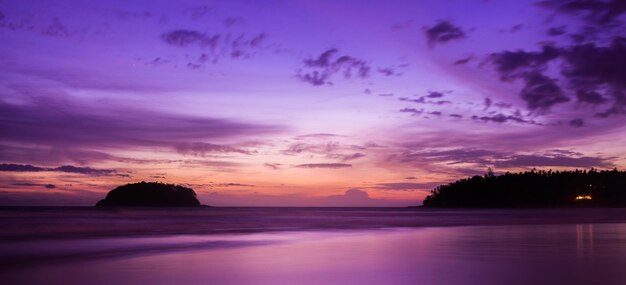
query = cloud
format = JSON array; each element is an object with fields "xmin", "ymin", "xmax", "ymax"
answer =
[
  {"xmin": 295, "ymin": 163, "xmax": 352, "ymax": 169},
  {"xmin": 493, "ymin": 154, "xmax": 614, "ymax": 168},
  {"xmin": 337, "ymin": 153, "xmax": 366, "ymax": 162},
  {"xmin": 282, "ymin": 141, "xmax": 339, "ymax": 155},
  {"xmin": 0, "ymin": 99, "xmax": 281, "ymax": 164},
  {"xmin": 390, "ymin": 147, "xmax": 614, "ymax": 169},
  {"xmin": 0, "ymin": 164, "xmax": 45, "ymax": 172},
  {"xmin": 264, "ymin": 163, "xmax": 281, "ymax": 170},
  {"xmin": 161, "ymin": 29, "xmax": 268, "ymax": 67},
  {"xmin": 0, "ymin": 163, "xmax": 116, "ymax": 175},
  {"xmin": 423, "ymin": 20, "xmax": 466, "ymax": 46},
  {"xmin": 399, "ymin": 108, "xmax": 423, "ymax": 115},
  {"xmin": 324, "ymin": 152, "xmax": 366, "ymax": 162},
  {"xmin": 377, "ymin": 68, "xmax": 396, "ymax": 76},
  {"xmin": 569, "ymin": 118, "xmax": 585, "ymax": 127},
  {"xmin": 547, "ymin": 26, "xmax": 567, "ymax": 36},
  {"xmin": 398, "ymin": 91, "xmax": 451, "ymax": 106},
  {"xmin": 425, "ymin": 91, "xmax": 445, "ymax": 98},
  {"xmin": 174, "ymin": 142, "xmax": 251, "ymax": 156},
  {"xmin": 538, "ymin": 0, "xmax": 626, "ymax": 25},
  {"xmin": 296, "ymin": 49, "xmax": 370, "ymax": 86},
  {"xmin": 213, "ymin": 183, "xmax": 254, "ymax": 187},
  {"xmin": 576, "ymin": 89, "xmax": 607, "ymax": 104},
  {"xmin": 281, "ymin": 140, "xmax": 369, "ymax": 162},
  {"xmin": 484, "ymin": 3, "xmax": 626, "ymax": 116},
  {"xmin": 488, "ymin": 45, "xmax": 561, "ymax": 80},
  {"xmin": 471, "ymin": 113, "xmax": 532, "ymax": 124},
  {"xmin": 12, "ymin": 183, "xmax": 56, "ymax": 189},
  {"xmin": 374, "ymin": 182, "xmax": 441, "ymax": 191}
]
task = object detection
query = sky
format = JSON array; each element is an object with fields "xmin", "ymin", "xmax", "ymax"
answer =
[{"xmin": 0, "ymin": 0, "xmax": 625, "ymax": 206}]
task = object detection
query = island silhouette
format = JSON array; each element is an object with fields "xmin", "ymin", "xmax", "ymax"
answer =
[
  {"xmin": 422, "ymin": 168, "xmax": 626, "ymax": 208},
  {"xmin": 95, "ymin": 182, "xmax": 203, "ymax": 207}
]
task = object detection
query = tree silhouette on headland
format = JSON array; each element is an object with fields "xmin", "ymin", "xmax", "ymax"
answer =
[
  {"xmin": 95, "ymin": 182, "xmax": 202, "ymax": 207},
  {"xmin": 422, "ymin": 168, "xmax": 626, "ymax": 208}
]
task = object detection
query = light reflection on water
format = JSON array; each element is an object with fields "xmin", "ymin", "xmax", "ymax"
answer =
[{"xmin": 4, "ymin": 223, "xmax": 626, "ymax": 285}]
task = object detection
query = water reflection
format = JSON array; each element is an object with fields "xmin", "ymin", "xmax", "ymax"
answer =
[
  {"xmin": 576, "ymin": 224, "xmax": 594, "ymax": 260},
  {"xmin": 4, "ymin": 224, "xmax": 626, "ymax": 285}
]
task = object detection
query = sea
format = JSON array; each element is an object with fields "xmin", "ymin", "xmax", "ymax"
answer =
[{"xmin": 1, "ymin": 207, "xmax": 626, "ymax": 285}]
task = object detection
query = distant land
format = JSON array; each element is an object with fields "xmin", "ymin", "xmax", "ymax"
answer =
[
  {"xmin": 422, "ymin": 169, "xmax": 626, "ymax": 208},
  {"xmin": 95, "ymin": 182, "xmax": 203, "ymax": 207}
]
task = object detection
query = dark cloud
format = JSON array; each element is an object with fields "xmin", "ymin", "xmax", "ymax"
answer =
[
  {"xmin": 569, "ymin": 118, "xmax": 585, "ymax": 127},
  {"xmin": 493, "ymin": 154, "xmax": 613, "ymax": 168},
  {"xmin": 174, "ymin": 142, "xmax": 251, "ymax": 156},
  {"xmin": 399, "ymin": 91, "xmax": 451, "ymax": 106},
  {"xmin": 214, "ymin": 183, "xmax": 254, "ymax": 187},
  {"xmin": 281, "ymin": 141, "xmax": 369, "ymax": 162},
  {"xmin": 576, "ymin": 89, "xmax": 607, "ymax": 104},
  {"xmin": 538, "ymin": 0, "xmax": 626, "ymax": 25},
  {"xmin": 296, "ymin": 49, "xmax": 370, "ymax": 86},
  {"xmin": 223, "ymin": 17, "xmax": 245, "ymax": 27},
  {"xmin": 282, "ymin": 141, "xmax": 339, "ymax": 155},
  {"xmin": 338, "ymin": 153, "xmax": 366, "ymax": 162},
  {"xmin": 485, "ymin": 3, "xmax": 626, "ymax": 116},
  {"xmin": 377, "ymin": 68, "xmax": 396, "ymax": 76},
  {"xmin": 295, "ymin": 163, "xmax": 352, "ymax": 169},
  {"xmin": 0, "ymin": 99, "xmax": 280, "ymax": 164},
  {"xmin": 162, "ymin": 30, "xmax": 208, "ymax": 46},
  {"xmin": 391, "ymin": 147, "xmax": 614, "ymax": 169},
  {"xmin": 294, "ymin": 133, "xmax": 342, "ymax": 139},
  {"xmin": 509, "ymin": 24, "xmax": 524, "ymax": 33},
  {"xmin": 405, "ymin": 176, "xmax": 417, "ymax": 180},
  {"xmin": 547, "ymin": 26, "xmax": 567, "ymax": 36},
  {"xmin": 423, "ymin": 20, "xmax": 466, "ymax": 46},
  {"xmin": 161, "ymin": 29, "xmax": 268, "ymax": 67},
  {"xmin": 0, "ymin": 163, "xmax": 115, "ymax": 175},
  {"xmin": 399, "ymin": 108, "xmax": 423, "ymax": 115},
  {"xmin": 325, "ymin": 152, "xmax": 366, "ymax": 162},
  {"xmin": 471, "ymin": 113, "xmax": 532, "ymax": 124},
  {"xmin": 488, "ymin": 45, "xmax": 561, "ymax": 81},
  {"xmin": 374, "ymin": 182, "xmax": 441, "ymax": 191},
  {"xmin": 0, "ymin": 164, "xmax": 45, "ymax": 172},
  {"xmin": 54, "ymin": 165, "xmax": 115, "ymax": 175},
  {"xmin": 42, "ymin": 18, "xmax": 69, "ymax": 37},
  {"xmin": 264, "ymin": 163, "xmax": 281, "ymax": 170},
  {"xmin": 12, "ymin": 183, "xmax": 56, "ymax": 189},
  {"xmin": 520, "ymin": 72, "xmax": 570, "ymax": 109},
  {"xmin": 425, "ymin": 91, "xmax": 445, "ymax": 98},
  {"xmin": 486, "ymin": 45, "xmax": 568, "ymax": 109},
  {"xmin": 454, "ymin": 56, "xmax": 474, "ymax": 65}
]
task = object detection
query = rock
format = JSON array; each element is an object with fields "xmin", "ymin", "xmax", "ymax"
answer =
[{"xmin": 95, "ymin": 182, "xmax": 203, "ymax": 207}]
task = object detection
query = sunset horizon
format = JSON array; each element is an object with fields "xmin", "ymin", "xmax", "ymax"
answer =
[{"xmin": 2, "ymin": 0, "xmax": 625, "ymax": 207}]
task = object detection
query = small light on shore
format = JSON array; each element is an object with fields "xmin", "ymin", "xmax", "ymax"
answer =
[{"xmin": 575, "ymin": 195, "xmax": 592, "ymax": 200}]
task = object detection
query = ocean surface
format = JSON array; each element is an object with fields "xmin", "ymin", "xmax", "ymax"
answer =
[{"xmin": 2, "ymin": 207, "xmax": 626, "ymax": 285}]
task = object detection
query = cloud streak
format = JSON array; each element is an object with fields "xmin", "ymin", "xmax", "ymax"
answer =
[
  {"xmin": 0, "ymin": 163, "xmax": 116, "ymax": 175},
  {"xmin": 295, "ymin": 163, "xmax": 352, "ymax": 169}
]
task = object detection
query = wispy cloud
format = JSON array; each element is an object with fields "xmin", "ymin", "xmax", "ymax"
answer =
[
  {"xmin": 295, "ymin": 163, "xmax": 352, "ymax": 169},
  {"xmin": 0, "ymin": 163, "xmax": 117, "ymax": 176}
]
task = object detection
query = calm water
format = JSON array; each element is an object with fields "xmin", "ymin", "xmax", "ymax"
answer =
[{"xmin": 2, "ymin": 207, "xmax": 626, "ymax": 285}]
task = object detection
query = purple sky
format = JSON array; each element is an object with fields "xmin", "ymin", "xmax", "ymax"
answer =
[{"xmin": 1, "ymin": 0, "xmax": 625, "ymax": 206}]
